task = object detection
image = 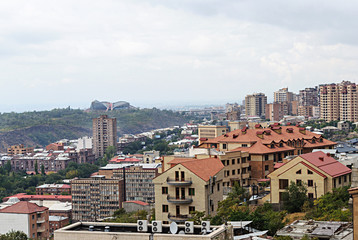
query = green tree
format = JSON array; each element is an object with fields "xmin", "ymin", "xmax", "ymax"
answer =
[
  {"xmin": 41, "ymin": 164, "xmax": 45, "ymax": 175},
  {"xmin": 34, "ymin": 161, "xmax": 38, "ymax": 175},
  {"xmin": 0, "ymin": 230, "xmax": 28, "ymax": 240},
  {"xmin": 282, "ymin": 182, "xmax": 308, "ymax": 213}
]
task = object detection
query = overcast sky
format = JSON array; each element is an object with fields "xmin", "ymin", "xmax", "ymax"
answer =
[{"xmin": 1, "ymin": 1, "xmax": 358, "ymax": 112}]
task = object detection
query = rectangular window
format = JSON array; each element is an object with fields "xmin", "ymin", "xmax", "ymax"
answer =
[
  {"xmin": 296, "ymin": 180, "xmax": 302, "ymax": 186},
  {"xmin": 227, "ymin": 171, "xmax": 230, "ymax": 176},
  {"xmin": 223, "ymin": 144, "xmax": 227, "ymax": 149},
  {"xmin": 279, "ymin": 179, "xmax": 289, "ymax": 189},
  {"xmin": 181, "ymin": 171, "xmax": 185, "ymax": 181},
  {"xmin": 189, "ymin": 206, "xmax": 195, "ymax": 213},
  {"xmin": 237, "ymin": 169, "xmax": 240, "ymax": 174},
  {"xmin": 162, "ymin": 187, "xmax": 168, "ymax": 194},
  {"xmin": 188, "ymin": 188, "xmax": 195, "ymax": 196},
  {"xmin": 339, "ymin": 177, "xmax": 342, "ymax": 184},
  {"xmin": 344, "ymin": 175, "xmax": 347, "ymax": 182},
  {"xmin": 265, "ymin": 165, "xmax": 269, "ymax": 171},
  {"xmin": 175, "ymin": 171, "xmax": 179, "ymax": 181},
  {"xmin": 308, "ymin": 180, "xmax": 313, "ymax": 187},
  {"xmin": 308, "ymin": 193, "xmax": 314, "ymax": 199},
  {"xmin": 232, "ymin": 169, "xmax": 235, "ymax": 175},
  {"xmin": 232, "ymin": 159, "xmax": 235, "ymax": 165},
  {"xmin": 162, "ymin": 205, "xmax": 168, "ymax": 212},
  {"xmin": 221, "ymin": 160, "xmax": 226, "ymax": 166},
  {"xmin": 242, "ymin": 144, "xmax": 247, "ymax": 147},
  {"xmin": 242, "ymin": 158, "xmax": 246, "ymax": 163},
  {"xmin": 237, "ymin": 158, "xmax": 240, "ymax": 164},
  {"xmin": 334, "ymin": 179, "xmax": 337, "ymax": 188},
  {"xmin": 217, "ymin": 183, "xmax": 220, "ymax": 191},
  {"xmin": 264, "ymin": 155, "xmax": 269, "ymax": 161},
  {"xmin": 227, "ymin": 160, "xmax": 230, "ymax": 165}
]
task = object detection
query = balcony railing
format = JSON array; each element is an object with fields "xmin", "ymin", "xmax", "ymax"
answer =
[
  {"xmin": 167, "ymin": 195, "xmax": 193, "ymax": 204},
  {"xmin": 37, "ymin": 226, "xmax": 46, "ymax": 232},
  {"xmin": 37, "ymin": 217, "xmax": 45, "ymax": 224},
  {"xmin": 166, "ymin": 177, "xmax": 192, "ymax": 186},
  {"xmin": 167, "ymin": 213, "xmax": 190, "ymax": 223}
]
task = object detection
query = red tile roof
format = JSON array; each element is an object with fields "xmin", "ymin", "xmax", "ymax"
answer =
[
  {"xmin": 124, "ymin": 200, "xmax": 149, "ymax": 206},
  {"xmin": 300, "ymin": 151, "xmax": 352, "ymax": 178},
  {"xmin": 0, "ymin": 201, "xmax": 48, "ymax": 214},
  {"xmin": 179, "ymin": 158, "xmax": 224, "ymax": 182},
  {"xmin": 3, "ymin": 193, "xmax": 72, "ymax": 203}
]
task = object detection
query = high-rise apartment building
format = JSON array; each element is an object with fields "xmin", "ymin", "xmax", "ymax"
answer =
[
  {"xmin": 320, "ymin": 81, "xmax": 358, "ymax": 122},
  {"xmin": 245, "ymin": 93, "xmax": 267, "ymax": 118},
  {"xmin": 71, "ymin": 176, "xmax": 124, "ymax": 222},
  {"xmin": 93, "ymin": 115, "xmax": 117, "ymax": 158},
  {"xmin": 299, "ymin": 87, "xmax": 319, "ymax": 106},
  {"xmin": 274, "ymin": 88, "xmax": 294, "ymax": 103}
]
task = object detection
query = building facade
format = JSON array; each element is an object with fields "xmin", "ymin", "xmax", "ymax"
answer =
[
  {"xmin": 71, "ymin": 176, "xmax": 124, "ymax": 222},
  {"xmin": 299, "ymin": 87, "xmax": 319, "ymax": 107},
  {"xmin": 0, "ymin": 201, "xmax": 50, "ymax": 239},
  {"xmin": 153, "ymin": 157, "xmax": 224, "ymax": 223},
  {"xmin": 274, "ymin": 88, "xmax": 294, "ymax": 103},
  {"xmin": 36, "ymin": 184, "xmax": 71, "ymax": 195},
  {"xmin": 268, "ymin": 151, "xmax": 351, "ymax": 204},
  {"xmin": 245, "ymin": 93, "xmax": 267, "ymax": 118},
  {"xmin": 198, "ymin": 125, "xmax": 229, "ymax": 140},
  {"xmin": 92, "ymin": 115, "xmax": 117, "ymax": 158}
]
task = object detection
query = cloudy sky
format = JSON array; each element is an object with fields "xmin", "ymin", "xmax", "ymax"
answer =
[{"xmin": 1, "ymin": 0, "xmax": 358, "ymax": 112}]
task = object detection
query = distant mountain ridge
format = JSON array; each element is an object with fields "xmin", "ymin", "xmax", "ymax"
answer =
[{"xmin": 0, "ymin": 108, "xmax": 191, "ymax": 150}]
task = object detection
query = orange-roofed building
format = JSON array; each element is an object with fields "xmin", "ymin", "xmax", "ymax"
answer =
[
  {"xmin": 153, "ymin": 157, "xmax": 224, "ymax": 223},
  {"xmin": 268, "ymin": 151, "xmax": 351, "ymax": 206},
  {"xmin": 0, "ymin": 201, "xmax": 49, "ymax": 239},
  {"xmin": 197, "ymin": 125, "xmax": 336, "ymax": 181}
]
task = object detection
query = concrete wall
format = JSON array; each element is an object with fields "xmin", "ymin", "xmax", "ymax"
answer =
[{"xmin": 0, "ymin": 213, "xmax": 29, "ymax": 236}]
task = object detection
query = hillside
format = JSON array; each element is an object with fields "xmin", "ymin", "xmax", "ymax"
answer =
[{"xmin": 0, "ymin": 108, "xmax": 191, "ymax": 150}]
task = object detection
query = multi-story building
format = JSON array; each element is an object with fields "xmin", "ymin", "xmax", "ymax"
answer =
[
  {"xmin": 49, "ymin": 216, "xmax": 69, "ymax": 237},
  {"xmin": 266, "ymin": 103, "xmax": 285, "ymax": 121},
  {"xmin": 98, "ymin": 163, "xmax": 160, "ymax": 203},
  {"xmin": 274, "ymin": 88, "xmax": 294, "ymax": 103},
  {"xmin": 268, "ymin": 151, "xmax": 351, "ymax": 204},
  {"xmin": 0, "ymin": 201, "xmax": 50, "ymax": 239},
  {"xmin": 7, "ymin": 144, "xmax": 34, "ymax": 155},
  {"xmin": 320, "ymin": 81, "xmax": 358, "ymax": 122},
  {"xmin": 153, "ymin": 157, "xmax": 224, "ymax": 223},
  {"xmin": 299, "ymin": 87, "xmax": 319, "ymax": 106},
  {"xmin": 198, "ymin": 125, "xmax": 228, "ymax": 141},
  {"xmin": 71, "ymin": 176, "xmax": 124, "ymax": 222},
  {"xmin": 143, "ymin": 150, "xmax": 160, "ymax": 163},
  {"xmin": 36, "ymin": 184, "xmax": 71, "ymax": 195},
  {"xmin": 198, "ymin": 125, "xmax": 336, "ymax": 181},
  {"xmin": 92, "ymin": 115, "xmax": 117, "ymax": 158},
  {"xmin": 245, "ymin": 93, "xmax": 267, "ymax": 118}
]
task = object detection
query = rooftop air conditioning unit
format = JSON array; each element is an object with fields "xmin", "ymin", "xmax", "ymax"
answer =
[
  {"xmin": 201, "ymin": 221, "xmax": 210, "ymax": 233},
  {"xmin": 185, "ymin": 221, "xmax": 194, "ymax": 234},
  {"xmin": 137, "ymin": 220, "xmax": 148, "ymax": 232},
  {"xmin": 152, "ymin": 221, "xmax": 162, "ymax": 233}
]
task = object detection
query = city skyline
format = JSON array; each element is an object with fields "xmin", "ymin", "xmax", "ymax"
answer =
[{"xmin": 0, "ymin": 1, "xmax": 358, "ymax": 112}]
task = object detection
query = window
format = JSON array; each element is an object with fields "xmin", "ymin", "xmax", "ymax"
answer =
[
  {"xmin": 344, "ymin": 175, "xmax": 347, "ymax": 182},
  {"xmin": 308, "ymin": 180, "xmax": 313, "ymax": 187},
  {"xmin": 237, "ymin": 169, "xmax": 240, "ymax": 174},
  {"xmin": 264, "ymin": 155, "xmax": 269, "ymax": 161},
  {"xmin": 189, "ymin": 206, "xmax": 195, "ymax": 213},
  {"xmin": 279, "ymin": 179, "xmax": 289, "ymax": 189},
  {"xmin": 227, "ymin": 160, "xmax": 230, "ymax": 165},
  {"xmin": 265, "ymin": 165, "xmax": 269, "ymax": 171},
  {"xmin": 162, "ymin": 205, "xmax": 168, "ymax": 212},
  {"xmin": 217, "ymin": 183, "xmax": 220, "ymax": 191},
  {"xmin": 181, "ymin": 171, "xmax": 185, "ymax": 181},
  {"xmin": 307, "ymin": 170, "xmax": 313, "ymax": 175},
  {"xmin": 279, "ymin": 143, "xmax": 283, "ymax": 147},
  {"xmin": 339, "ymin": 177, "xmax": 342, "ymax": 184},
  {"xmin": 162, "ymin": 187, "xmax": 168, "ymax": 194},
  {"xmin": 223, "ymin": 144, "xmax": 227, "ymax": 149},
  {"xmin": 237, "ymin": 158, "xmax": 240, "ymax": 164},
  {"xmin": 270, "ymin": 144, "xmax": 275, "ymax": 149},
  {"xmin": 232, "ymin": 159, "xmax": 235, "ymax": 165},
  {"xmin": 296, "ymin": 180, "xmax": 302, "ymax": 186},
  {"xmin": 32, "ymin": 215, "xmax": 35, "ymax": 220},
  {"xmin": 232, "ymin": 170, "xmax": 235, "ymax": 175},
  {"xmin": 308, "ymin": 193, "xmax": 314, "ymax": 199},
  {"xmin": 242, "ymin": 144, "xmax": 248, "ymax": 147},
  {"xmin": 188, "ymin": 188, "xmax": 195, "ymax": 196},
  {"xmin": 334, "ymin": 179, "xmax": 337, "ymax": 188},
  {"xmin": 222, "ymin": 160, "xmax": 226, "ymax": 166},
  {"xmin": 296, "ymin": 169, "xmax": 301, "ymax": 174},
  {"xmin": 242, "ymin": 158, "xmax": 246, "ymax": 163},
  {"xmin": 227, "ymin": 171, "xmax": 230, "ymax": 176}
]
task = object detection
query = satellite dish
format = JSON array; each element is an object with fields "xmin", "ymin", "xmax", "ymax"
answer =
[
  {"xmin": 178, "ymin": 230, "xmax": 185, "ymax": 235},
  {"xmin": 170, "ymin": 222, "xmax": 178, "ymax": 235}
]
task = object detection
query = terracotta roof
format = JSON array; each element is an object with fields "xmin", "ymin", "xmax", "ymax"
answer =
[
  {"xmin": 3, "ymin": 193, "xmax": 72, "ymax": 203},
  {"xmin": 300, "ymin": 151, "xmax": 352, "ymax": 177},
  {"xmin": 167, "ymin": 158, "xmax": 196, "ymax": 165},
  {"xmin": 0, "ymin": 201, "xmax": 48, "ymax": 214},
  {"xmin": 124, "ymin": 200, "xmax": 149, "ymax": 206},
  {"xmin": 180, "ymin": 158, "xmax": 224, "ymax": 182},
  {"xmin": 199, "ymin": 126, "xmax": 336, "ymax": 154}
]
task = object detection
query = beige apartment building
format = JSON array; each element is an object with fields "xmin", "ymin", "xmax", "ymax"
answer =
[
  {"xmin": 7, "ymin": 144, "xmax": 34, "ymax": 155},
  {"xmin": 268, "ymin": 151, "xmax": 351, "ymax": 204},
  {"xmin": 93, "ymin": 115, "xmax": 117, "ymax": 158},
  {"xmin": 245, "ymin": 93, "xmax": 267, "ymax": 118},
  {"xmin": 320, "ymin": 81, "xmax": 358, "ymax": 122},
  {"xmin": 153, "ymin": 157, "xmax": 224, "ymax": 223},
  {"xmin": 274, "ymin": 88, "xmax": 295, "ymax": 103},
  {"xmin": 71, "ymin": 176, "xmax": 124, "ymax": 222},
  {"xmin": 198, "ymin": 125, "xmax": 228, "ymax": 141}
]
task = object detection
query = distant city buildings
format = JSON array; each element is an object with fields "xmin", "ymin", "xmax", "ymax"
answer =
[
  {"xmin": 245, "ymin": 93, "xmax": 267, "ymax": 118},
  {"xmin": 7, "ymin": 144, "xmax": 34, "ymax": 155},
  {"xmin": 92, "ymin": 115, "xmax": 117, "ymax": 158},
  {"xmin": 198, "ymin": 125, "xmax": 229, "ymax": 140}
]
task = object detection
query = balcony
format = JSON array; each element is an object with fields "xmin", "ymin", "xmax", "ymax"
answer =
[
  {"xmin": 37, "ymin": 217, "xmax": 45, "ymax": 224},
  {"xmin": 37, "ymin": 226, "xmax": 46, "ymax": 233},
  {"xmin": 167, "ymin": 213, "xmax": 190, "ymax": 223},
  {"xmin": 166, "ymin": 177, "xmax": 192, "ymax": 186},
  {"xmin": 242, "ymin": 173, "xmax": 250, "ymax": 179},
  {"xmin": 167, "ymin": 195, "xmax": 193, "ymax": 204}
]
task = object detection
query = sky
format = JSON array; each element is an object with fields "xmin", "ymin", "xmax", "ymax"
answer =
[{"xmin": 1, "ymin": 0, "xmax": 358, "ymax": 112}]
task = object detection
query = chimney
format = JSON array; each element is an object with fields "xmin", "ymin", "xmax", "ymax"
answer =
[
  {"xmin": 299, "ymin": 127, "xmax": 306, "ymax": 134},
  {"xmin": 255, "ymin": 124, "xmax": 262, "ymax": 129},
  {"xmin": 272, "ymin": 127, "xmax": 282, "ymax": 134},
  {"xmin": 256, "ymin": 131, "xmax": 264, "ymax": 139},
  {"xmin": 319, "ymin": 157, "xmax": 324, "ymax": 161},
  {"xmin": 241, "ymin": 127, "xmax": 247, "ymax": 135},
  {"xmin": 38, "ymin": 200, "xmax": 43, "ymax": 207},
  {"xmin": 326, "ymin": 153, "xmax": 331, "ymax": 157}
]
